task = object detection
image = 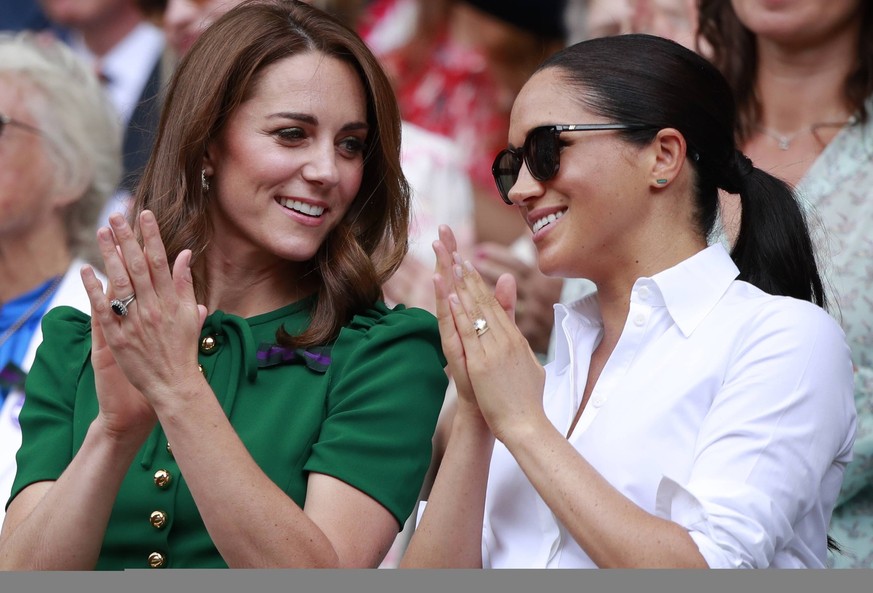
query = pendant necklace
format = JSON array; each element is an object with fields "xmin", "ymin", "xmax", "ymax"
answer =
[{"xmin": 756, "ymin": 115, "xmax": 858, "ymax": 151}]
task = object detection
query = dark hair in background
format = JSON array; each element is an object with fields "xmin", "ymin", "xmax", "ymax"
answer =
[
  {"xmin": 697, "ymin": 0, "xmax": 873, "ymax": 142},
  {"xmin": 536, "ymin": 33, "xmax": 826, "ymax": 308},
  {"xmin": 133, "ymin": 0, "xmax": 410, "ymax": 348}
]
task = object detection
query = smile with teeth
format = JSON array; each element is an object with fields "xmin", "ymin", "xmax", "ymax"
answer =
[
  {"xmin": 532, "ymin": 210, "xmax": 565, "ymax": 233},
  {"xmin": 279, "ymin": 198, "xmax": 325, "ymax": 217}
]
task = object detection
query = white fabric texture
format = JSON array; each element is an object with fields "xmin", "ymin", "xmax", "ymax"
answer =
[{"xmin": 481, "ymin": 244, "xmax": 856, "ymax": 568}]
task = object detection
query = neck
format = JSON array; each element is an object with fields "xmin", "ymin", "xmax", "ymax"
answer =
[
  {"xmin": 0, "ymin": 222, "xmax": 71, "ymax": 304},
  {"xmin": 199, "ymin": 248, "xmax": 315, "ymax": 319},
  {"xmin": 77, "ymin": 5, "xmax": 144, "ymax": 57},
  {"xmin": 753, "ymin": 29, "xmax": 859, "ymax": 132}
]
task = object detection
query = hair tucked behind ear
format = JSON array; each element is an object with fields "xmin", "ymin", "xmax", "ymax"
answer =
[{"xmin": 537, "ymin": 34, "xmax": 827, "ymax": 308}]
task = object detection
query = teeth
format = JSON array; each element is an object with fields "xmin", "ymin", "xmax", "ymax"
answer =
[
  {"xmin": 532, "ymin": 210, "xmax": 564, "ymax": 233},
  {"xmin": 280, "ymin": 198, "xmax": 325, "ymax": 217}
]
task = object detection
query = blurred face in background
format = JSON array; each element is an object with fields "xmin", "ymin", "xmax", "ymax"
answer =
[
  {"xmin": 163, "ymin": 0, "xmax": 244, "ymax": 57},
  {"xmin": 0, "ymin": 76, "xmax": 59, "ymax": 239},
  {"xmin": 39, "ymin": 0, "xmax": 135, "ymax": 28},
  {"xmin": 730, "ymin": 0, "xmax": 862, "ymax": 45}
]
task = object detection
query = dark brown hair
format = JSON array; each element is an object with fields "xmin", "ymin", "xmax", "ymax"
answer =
[
  {"xmin": 132, "ymin": 0, "xmax": 410, "ymax": 347},
  {"xmin": 538, "ymin": 34, "xmax": 826, "ymax": 307}
]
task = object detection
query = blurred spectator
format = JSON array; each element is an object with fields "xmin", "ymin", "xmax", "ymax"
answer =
[
  {"xmin": 0, "ymin": 30, "xmax": 122, "ymax": 526},
  {"xmin": 38, "ymin": 0, "xmax": 165, "ymax": 206},
  {"xmin": 698, "ymin": 0, "xmax": 873, "ymax": 568}
]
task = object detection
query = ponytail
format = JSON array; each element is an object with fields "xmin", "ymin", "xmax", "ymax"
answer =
[{"xmin": 723, "ymin": 151, "xmax": 827, "ymax": 308}]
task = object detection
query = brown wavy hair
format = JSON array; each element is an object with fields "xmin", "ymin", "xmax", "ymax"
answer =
[
  {"xmin": 697, "ymin": 0, "xmax": 873, "ymax": 142},
  {"xmin": 131, "ymin": 0, "xmax": 410, "ymax": 348}
]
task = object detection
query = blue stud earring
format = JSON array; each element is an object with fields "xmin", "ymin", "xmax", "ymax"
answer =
[{"xmin": 656, "ymin": 179, "xmax": 668, "ymax": 185}]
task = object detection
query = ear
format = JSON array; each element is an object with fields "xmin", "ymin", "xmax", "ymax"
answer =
[
  {"xmin": 202, "ymin": 147, "xmax": 215, "ymax": 177},
  {"xmin": 648, "ymin": 127, "xmax": 686, "ymax": 190}
]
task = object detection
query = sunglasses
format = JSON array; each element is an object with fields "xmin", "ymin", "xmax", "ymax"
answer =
[
  {"xmin": 491, "ymin": 123, "xmax": 650, "ymax": 205},
  {"xmin": 0, "ymin": 113, "xmax": 44, "ymax": 139}
]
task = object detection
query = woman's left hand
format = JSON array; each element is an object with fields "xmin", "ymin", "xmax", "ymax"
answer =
[
  {"xmin": 91, "ymin": 210, "xmax": 208, "ymax": 403},
  {"xmin": 443, "ymin": 252, "xmax": 546, "ymax": 443}
]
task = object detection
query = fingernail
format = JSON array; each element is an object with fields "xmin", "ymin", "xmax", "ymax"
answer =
[
  {"xmin": 452, "ymin": 252, "xmax": 462, "ymax": 265},
  {"xmin": 449, "ymin": 293, "xmax": 460, "ymax": 305},
  {"xmin": 453, "ymin": 264, "xmax": 463, "ymax": 279},
  {"xmin": 464, "ymin": 260, "xmax": 475, "ymax": 273}
]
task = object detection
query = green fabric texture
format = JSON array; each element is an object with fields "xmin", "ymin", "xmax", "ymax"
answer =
[{"xmin": 9, "ymin": 299, "xmax": 447, "ymax": 569}]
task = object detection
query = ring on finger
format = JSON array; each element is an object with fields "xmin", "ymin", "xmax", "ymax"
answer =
[
  {"xmin": 110, "ymin": 293, "xmax": 136, "ymax": 317},
  {"xmin": 473, "ymin": 317, "xmax": 490, "ymax": 337}
]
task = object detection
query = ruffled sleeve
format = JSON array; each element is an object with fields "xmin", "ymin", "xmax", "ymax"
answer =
[
  {"xmin": 303, "ymin": 302, "xmax": 447, "ymax": 527},
  {"xmin": 7, "ymin": 306, "xmax": 93, "ymax": 508}
]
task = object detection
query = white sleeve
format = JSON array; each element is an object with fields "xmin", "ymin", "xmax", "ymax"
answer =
[{"xmin": 655, "ymin": 301, "xmax": 856, "ymax": 568}]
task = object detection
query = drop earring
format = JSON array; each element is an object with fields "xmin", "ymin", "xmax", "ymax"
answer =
[{"xmin": 201, "ymin": 169, "xmax": 210, "ymax": 193}]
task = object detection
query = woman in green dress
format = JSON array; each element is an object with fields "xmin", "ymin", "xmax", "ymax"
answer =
[{"xmin": 0, "ymin": 0, "xmax": 447, "ymax": 569}]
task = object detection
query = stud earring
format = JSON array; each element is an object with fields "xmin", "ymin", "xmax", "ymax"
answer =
[
  {"xmin": 656, "ymin": 179, "xmax": 668, "ymax": 185},
  {"xmin": 201, "ymin": 169, "xmax": 210, "ymax": 193}
]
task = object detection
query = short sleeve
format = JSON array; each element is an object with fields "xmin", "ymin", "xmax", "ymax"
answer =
[
  {"xmin": 304, "ymin": 304, "xmax": 448, "ymax": 526},
  {"xmin": 655, "ymin": 301, "xmax": 856, "ymax": 568},
  {"xmin": 7, "ymin": 306, "xmax": 92, "ymax": 508}
]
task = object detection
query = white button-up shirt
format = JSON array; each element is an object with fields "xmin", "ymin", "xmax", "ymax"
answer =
[{"xmin": 481, "ymin": 244, "xmax": 857, "ymax": 568}]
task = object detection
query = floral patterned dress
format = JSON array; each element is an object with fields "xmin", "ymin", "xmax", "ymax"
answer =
[{"xmin": 798, "ymin": 100, "xmax": 873, "ymax": 568}]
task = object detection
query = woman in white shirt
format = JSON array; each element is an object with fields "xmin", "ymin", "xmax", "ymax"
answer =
[{"xmin": 400, "ymin": 33, "xmax": 857, "ymax": 568}]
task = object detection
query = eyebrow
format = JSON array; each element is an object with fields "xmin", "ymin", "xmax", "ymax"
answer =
[{"xmin": 269, "ymin": 112, "xmax": 368, "ymax": 132}]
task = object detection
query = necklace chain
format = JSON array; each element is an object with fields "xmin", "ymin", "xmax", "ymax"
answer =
[
  {"xmin": 756, "ymin": 115, "xmax": 858, "ymax": 151},
  {"xmin": 0, "ymin": 275, "xmax": 63, "ymax": 350}
]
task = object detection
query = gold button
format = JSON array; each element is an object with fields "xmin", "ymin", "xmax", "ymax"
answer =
[
  {"xmin": 148, "ymin": 551, "xmax": 166, "ymax": 568},
  {"xmin": 200, "ymin": 335, "xmax": 217, "ymax": 352},
  {"xmin": 150, "ymin": 510, "xmax": 168, "ymax": 529},
  {"xmin": 154, "ymin": 469, "xmax": 172, "ymax": 489},
  {"xmin": 166, "ymin": 441, "xmax": 173, "ymax": 458},
  {"xmin": 198, "ymin": 363, "xmax": 206, "ymax": 378}
]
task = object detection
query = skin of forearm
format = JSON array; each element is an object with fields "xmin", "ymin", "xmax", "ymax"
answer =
[
  {"xmin": 149, "ymin": 378, "xmax": 341, "ymax": 568},
  {"xmin": 0, "ymin": 419, "xmax": 144, "ymax": 569},
  {"xmin": 501, "ymin": 414, "xmax": 708, "ymax": 568},
  {"xmin": 400, "ymin": 408, "xmax": 495, "ymax": 568}
]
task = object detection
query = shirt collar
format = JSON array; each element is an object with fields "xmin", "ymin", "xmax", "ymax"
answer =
[
  {"xmin": 552, "ymin": 243, "xmax": 740, "ymax": 370},
  {"xmin": 648, "ymin": 243, "xmax": 739, "ymax": 338}
]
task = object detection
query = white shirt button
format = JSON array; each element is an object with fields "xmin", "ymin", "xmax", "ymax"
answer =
[
  {"xmin": 638, "ymin": 286, "xmax": 651, "ymax": 300},
  {"xmin": 591, "ymin": 395, "xmax": 606, "ymax": 407},
  {"xmin": 634, "ymin": 313, "xmax": 646, "ymax": 326}
]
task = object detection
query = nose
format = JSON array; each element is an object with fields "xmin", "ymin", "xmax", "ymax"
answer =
[
  {"xmin": 301, "ymin": 140, "xmax": 341, "ymax": 187},
  {"xmin": 507, "ymin": 160, "xmax": 544, "ymax": 206}
]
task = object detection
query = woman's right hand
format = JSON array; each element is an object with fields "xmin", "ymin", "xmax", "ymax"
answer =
[
  {"xmin": 433, "ymin": 225, "xmax": 517, "ymax": 420},
  {"xmin": 81, "ymin": 262, "xmax": 157, "ymax": 446}
]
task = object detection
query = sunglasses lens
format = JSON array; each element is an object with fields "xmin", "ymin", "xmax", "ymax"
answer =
[
  {"xmin": 492, "ymin": 149, "xmax": 520, "ymax": 204},
  {"xmin": 527, "ymin": 127, "xmax": 559, "ymax": 181}
]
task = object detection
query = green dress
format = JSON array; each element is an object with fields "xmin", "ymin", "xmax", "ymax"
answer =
[{"xmin": 9, "ymin": 298, "xmax": 448, "ymax": 569}]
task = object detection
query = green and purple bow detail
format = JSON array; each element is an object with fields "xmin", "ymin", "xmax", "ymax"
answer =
[{"xmin": 255, "ymin": 344, "xmax": 332, "ymax": 373}]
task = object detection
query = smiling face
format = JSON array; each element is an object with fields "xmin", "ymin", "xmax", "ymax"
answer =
[
  {"xmin": 505, "ymin": 67, "xmax": 655, "ymax": 281},
  {"xmin": 203, "ymin": 51, "xmax": 368, "ymax": 271}
]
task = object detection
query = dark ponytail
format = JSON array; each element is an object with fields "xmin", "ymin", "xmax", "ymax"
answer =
[{"xmin": 723, "ymin": 152, "xmax": 827, "ymax": 308}]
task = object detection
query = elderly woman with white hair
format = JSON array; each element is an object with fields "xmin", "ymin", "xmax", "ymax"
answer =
[{"xmin": 0, "ymin": 31, "xmax": 122, "ymax": 523}]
